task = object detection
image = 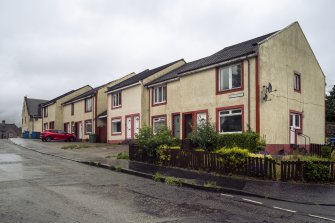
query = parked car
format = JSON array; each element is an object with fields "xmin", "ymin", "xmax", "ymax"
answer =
[{"xmin": 41, "ymin": 129, "xmax": 76, "ymax": 142}]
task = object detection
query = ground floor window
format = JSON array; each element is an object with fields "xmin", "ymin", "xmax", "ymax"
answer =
[
  {"xmin": 152, "ymin": 116, "xmax": 166, "ymax": 134},
  {"xmin": 85, "ymin": 120, "xmax": 92, "ymax": 134},
  {"xmin": 43, "ymin": 123, "xmax": 48, "ymax": 131},
  {"xmin": 49, "ymin": 121, "xmax": 54, "ymax": 129},
  {"xmin": 111, "ymin": 118, "xmax": 122, "ymax": 135},
  {"xmin": 218, "ymin": 107, "xmax": 243, "ymax": 133}
]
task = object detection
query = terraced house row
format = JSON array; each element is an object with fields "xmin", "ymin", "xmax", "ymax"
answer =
[{"xmin": 22, "ymin": 22, "xmax": 326, "ymax": 154}]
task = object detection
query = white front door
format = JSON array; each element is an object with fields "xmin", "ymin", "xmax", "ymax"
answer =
[
  {"xmin": 134, "ymin": 115, "xmax": 140, "ymax": 136},
  {"xmin": 290, "ymin": 113, "xmax": 301, "ymax": 144},
  {"xmin": 126, "ymin": 117, "xmax": 132, "ymax": 139},
  {"xmin": 79, "ymin": 122, "xmax": 83, "ymax": 139}
]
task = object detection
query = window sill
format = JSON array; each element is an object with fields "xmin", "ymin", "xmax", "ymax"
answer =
[
  {"xmin": 219, "ymin": 131, "xmax": 242, "ymax": 134},
  {"xmin": 112, "ymin": 105, "xmax": 122, "ymax": 110},
  {"xmin": 217, "ymin": 87, "xmax": 243, "ymax": 95},
  {"xmin": 294, "ymin": 89, "xmax": 301, "ymax": 93},
  {"xmin": 112, "ymin": 132, "xmax": 122, "ymax": 136},
  {"xmin": 152, "ymin": 101, "xmax": 167, "ymax": 107}
]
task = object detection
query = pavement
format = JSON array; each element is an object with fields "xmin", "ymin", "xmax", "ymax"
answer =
[
  {"xmin": 9, "ymin": 138, "xmax": 335, "ymax": 206},
  {"xmin": 2, "ymin": 138, "xmax": 335, "ymax": 222}
]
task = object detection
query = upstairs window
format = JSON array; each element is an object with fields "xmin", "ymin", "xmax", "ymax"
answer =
[
  {"xmin": 112, "ymin": 92, "xmax": 122, "ymax": 108},
  {"xmin": 294, "ymin": 73, "xmax": 301, "ymax": 92},
  {"xmin": 85, "ymin": 98, "xmax": 92, "ymax": 112},
  {"xmin": 44, "ymin": 107, "xmax": 48, "ymax": 117},
  {"xmin": 218, "ymin": 64, "xmax": 242, "ymax": 92},
  {"xmin": 153, "ymin": 85, "xmax": 166, "ymax": 105},
  {"xmin": 71, "ymin": 103, "xmax": 74, "ymax": 116},
  {"xmin": 218, "ymin": 108, "xmax": 243, "ymax": 133}
]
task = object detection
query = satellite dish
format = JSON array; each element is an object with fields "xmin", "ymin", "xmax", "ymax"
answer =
[
  {"xmin": 263, "ymin": 93, "xmax": 268, "ymax": 101},
  {"xmin": 267, "ymin": 83, "xmax": 272, "ymax": 93}
]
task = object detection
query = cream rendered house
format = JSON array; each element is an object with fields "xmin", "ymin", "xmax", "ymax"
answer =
[
  {"xmin": 41, "ymin": 85, "xmax": 92, "ymax": 132},
  {"xmin": 62, "ymin": 73, "xmax": 135, "ymax": 142},
  {"xmin": 106, "ymin": 59, "xmax": 185, "ymax": 143},
  {"xmin": 21, "ymin": 96, "xmax": 48, "ymax": 134},
  {"xmin": 146, "ymin": 22, "xmax": 325, "ymax": 154}
]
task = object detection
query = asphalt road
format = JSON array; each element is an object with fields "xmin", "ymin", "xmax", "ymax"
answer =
[{"xmin": 0, "ymin": 139, "xmax": 334, "ymax": 223}]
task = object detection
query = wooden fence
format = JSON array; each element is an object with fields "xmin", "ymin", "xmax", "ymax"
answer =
[
  {"xmin": 281, "ymin": 160, "xmax": 335, "ymax": 182},
  {"xmin": 310, "ymin": 143, "xmax": 323, "ymax": 156},
  {"xmin": 129, "ymin": 144, "xmax": 277, "ymax": 180}
]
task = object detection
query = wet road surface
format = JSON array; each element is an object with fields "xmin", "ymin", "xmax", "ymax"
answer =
[{"xmin": 0, "ymin": 139, "xmax": 334, "ymax": 222}]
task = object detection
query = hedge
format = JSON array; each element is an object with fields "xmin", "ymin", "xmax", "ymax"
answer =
[{"xmin": 217, "ymin": 132, "xmax": 265, "ymax": 153}]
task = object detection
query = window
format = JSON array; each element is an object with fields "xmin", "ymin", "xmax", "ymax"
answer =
[
  {"xmin": 218, "ymin": 108, "xmax": 243, "ymax": 133},
  {"xmin": 112, "ymin": 92, "xmax": 122, "ymax": 108},
  {"xmin": 290, "ymin": 113, "xmax": 301, "ymax": 129},
  {"xmin": 49, "ymin": 121, "xmax": 54, "ymax": 129},
  {"xmin": 294, "ymin": 73, "xmax": 301, "ymax": 92},
  {"xmin": 111, "ymin": 118, "xmax": 122, "ymax": 135},
  {"xmin": 85, "ymin": 98, "xmax": 92, "ymax": 112},
  {"xmin": 85, "ymin": 120, "xmax": 92, "ymax": 134},
  {"xmin": 153, "ymin": 85, "xmax": 166, "ymax": 104},
  {"xmin": 218, "ymin": 63, "xmax": 242, "ymax": 92},
  {"xmin": 152, "ymin": 116, "xmax": 166, "ymax": 134},
  {"xmin": 71, "ymin": 103, "xmax": 74, "ymax": 116},
  {"xmin": 43, "ymin": 123, "xmax": 48, "ymax": 131},
  {"xmin": 71, "ymin": 122, "xmax": 75, "ymax": 133},
  {"xmin": 44, "ymin": 107, "xmax": 48, "ymax": 117}
]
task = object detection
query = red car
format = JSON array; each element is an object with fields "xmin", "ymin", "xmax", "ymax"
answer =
[{"xmin": 41, "ymin": 129, "xmax": 76, "ymax": 142}]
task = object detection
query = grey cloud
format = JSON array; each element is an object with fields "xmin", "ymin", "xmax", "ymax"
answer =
[{"xmin": 0, "ymin": 0, "xmax": 334, "ymax": 126}]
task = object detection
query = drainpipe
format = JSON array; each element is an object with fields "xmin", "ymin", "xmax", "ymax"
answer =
[
  {"xmin": 247, "ymin": 58, "xmax": 251, "ymax": 132},
  {"xmin": 148, "ymin": 87, "xmax": 151, "ymax": 127}
]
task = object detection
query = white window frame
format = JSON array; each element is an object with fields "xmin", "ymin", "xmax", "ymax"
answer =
[
  {"xmin": 290, "ymin": 113, "xmax": 301, "ymax": 129},
  {"xmin": 112, "ymin": 92, "xmax": 122, "ymax": 108},
  {"xmin": 111, "ymin": 118, "xmax": 122, "ymax": 134},
  {"xmin": 218, "ymin": 63, "xmax": 242, "ymax": 91},
  {"xmin": 43, "ymin": 123, "xmax": 48, "ymax": 131},
  {"xmin": 85, "ymin": 98, "xmax": 92, "ymax": 112},
  {"xmin": 218, "ymin": 108, "xmax": 243, "ymax": 134},
  {"xmin": 153, "ymin": 85, "xmax": 166, "ymax": 104},
  {"xmin": 153, "ymin": 117, "xmax": 166, "ymax": 134},
  {"xmin": 85, "ymin": 120, "xmax": 92, "ymax": 134}
]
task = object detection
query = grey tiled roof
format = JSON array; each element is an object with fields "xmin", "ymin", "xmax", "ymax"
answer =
[
  {"xmin": 63, "ymin": 87, "xmax": 98, "ymax": 105},
  {"xmin": 26, "ymin": 98, "xmax": 48, "ymax": 117},
  {"xmin": 0, "ymin": 123, "xmax": 21, "ymax": 135},
  {"xmin": 146, "ymin": 31, "xmax": 277, "ymax": 86},
  {"xmin": 42, "ymin": 85, "xmax": 92, "ymax": 107},
  {"xmin": 107, "ymin": 59, "xmax": 184, "ymax": 92}
]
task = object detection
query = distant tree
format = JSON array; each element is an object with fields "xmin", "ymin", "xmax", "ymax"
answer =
[{"xmin": 326, "ymin": 85, "xmax": 335, "ymax": 122}]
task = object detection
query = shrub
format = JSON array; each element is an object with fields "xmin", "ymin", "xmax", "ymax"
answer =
[
  {"xmin": 116, "ymin": 152, "xmax": 129, "ymax": 160},
  {"xmin": 215, "ymin": 147, "xmax": 249, "ymax": 172},
  {"xmin": 321, "ymin": 146, "xmax": 332, "ymax": 159},
  {"xmin": 217, "ymin": 132, "xmax": 265, "ymax": 153},
  {"xmin": 249, "ymin": 153, "xmax": 273, "ymax": 159},
  {"xmin": 153, "ymin": 172, "xmax": 163, "ymax": 182},
  {"xmin": 165, "ymin": 176, "xmax": 183, "ymax": 186},
  {"xmin": 303, "ymin": 161, "xmax": 330, "ymax": 183},
  {"xmin": 134, "ymin": 125, "xmax": 179, "ymax": 158},
  {"xmin": 188, "ymin": 122, "xmax": 218, "ymax": 152},
  {"xmin": 331, "ymin": 150, "xmax": 335, "ymax": 161}
]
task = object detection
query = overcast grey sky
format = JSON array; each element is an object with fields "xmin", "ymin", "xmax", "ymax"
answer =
[{"xmin": 0, "ymin": 0, "xmax": 334, "ymax": 126}]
